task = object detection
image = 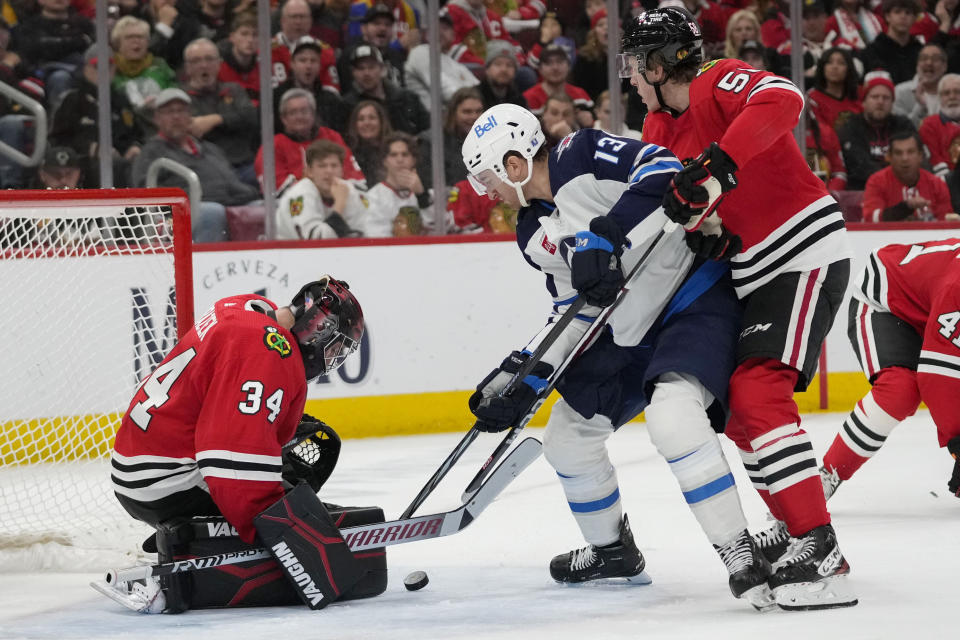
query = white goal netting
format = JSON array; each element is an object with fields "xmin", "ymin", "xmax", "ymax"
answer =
[{"xmin": 0, "ymin": 190, "xmax": 192, "ymax": 571}]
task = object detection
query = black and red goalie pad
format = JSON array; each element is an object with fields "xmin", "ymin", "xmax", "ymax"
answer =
[
  {"xmin": 154, "ymin": 495, "xmax": 386, "ymax": 612},
  {"xmin": 254, "ymin": 483, "xmax": 364, "ymax": 609}
]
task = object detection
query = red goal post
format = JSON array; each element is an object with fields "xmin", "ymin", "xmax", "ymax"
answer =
[{"xmin": 0, "ymin": 189, "xmax": 194, "ymax": 570}]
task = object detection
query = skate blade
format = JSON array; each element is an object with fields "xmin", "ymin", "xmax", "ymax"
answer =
[
  {"xmin": 90, "ymin": 579, "xmax": 164, "ymax": 613},
  {"xmin": 740, "ymin": 583, "xmax": 777, "ymax": 612},
  {"xmin": 774, "ymin": 574, "xmax": 858, "ymax": 611},
  {"xmin": 555, "ymin": 570, "xmax": 653, "ymax": 587}
]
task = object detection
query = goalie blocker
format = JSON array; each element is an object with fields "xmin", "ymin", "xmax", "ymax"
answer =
[{"xmin": 155, "ymin": 486, "xmax": 387, "ymax": 613}]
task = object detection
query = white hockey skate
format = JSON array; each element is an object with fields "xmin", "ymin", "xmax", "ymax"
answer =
[{"xmin": 91, "ymin": 574, "xmax": 166, "ymax": 613}]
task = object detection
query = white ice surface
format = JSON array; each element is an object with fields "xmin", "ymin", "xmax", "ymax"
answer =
[{"xmin": 1, "ymin": 412, "xmax": 957, "ymax": 640}]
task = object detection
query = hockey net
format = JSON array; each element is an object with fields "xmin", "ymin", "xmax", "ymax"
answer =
[{"xmin": 0, "ymin": 189, "xmax": 193, "ymax": 572}]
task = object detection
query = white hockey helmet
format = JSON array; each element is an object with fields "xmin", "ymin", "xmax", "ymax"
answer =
[{"xmin": 461, "ymin": 103, "xmax": 544, "ymax": 208}]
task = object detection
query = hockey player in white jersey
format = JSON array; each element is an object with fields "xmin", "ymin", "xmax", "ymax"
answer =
[{"xmin": 461, "ymin": 104, "xmax": 773, "ymax": 610}]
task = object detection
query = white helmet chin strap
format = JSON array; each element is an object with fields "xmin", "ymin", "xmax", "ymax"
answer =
[{"xmin": 507, "ymin": 156, "xmax": 535, "ymax": 208}]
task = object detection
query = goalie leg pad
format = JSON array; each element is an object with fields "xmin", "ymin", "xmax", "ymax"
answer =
[{"xmin": 255, "ymin": 483, "xmax": 365, "ymax": 609}]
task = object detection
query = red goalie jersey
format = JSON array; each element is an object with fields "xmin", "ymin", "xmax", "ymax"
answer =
[
  {"xmin": 642, "ymin": 58, "xmax": 850, "ymax": 297},
  {"xmin": 854, "ymin": 238, "xmax": 960, "ymax": 336},
  {"xmin": 112, "ymin": 294, "xmax": 308, "ymax": 542}
]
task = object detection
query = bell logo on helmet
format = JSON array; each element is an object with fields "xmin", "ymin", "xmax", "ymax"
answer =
[
  {"xmin": 474, "ymin": 115, "xmax": 498, "ymax": 138},
  {"xmin": 263, "ymin": 326, "xmax": 292, "ymax": 358}
]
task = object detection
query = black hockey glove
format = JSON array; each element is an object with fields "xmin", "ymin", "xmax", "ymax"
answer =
[
  {"xmin": 947, "ymin": 437, "xmax": 960, "ymax": 497},
  {"xmin": 662, "ymin": 143, "xmax": 738, "ymax": 229},
  {"xmin": 468, "ymin": 350, "xmax": 555, "ymax": 432},
  {"xmin": 570, "ymin": 216, "xmax": 629, "ymax": 307},
  {"xmin": 684, "ymin": 222, "xmax": 743, "ymax": 261}
]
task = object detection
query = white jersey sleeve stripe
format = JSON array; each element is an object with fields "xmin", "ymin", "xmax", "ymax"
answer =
[
  {"xmin": 746, "ymin": 77, "xmax": 804, "ymax": 106},
  {"xmin": 196, "ymin": 450, "xmax": 282, "ymax": 465}
]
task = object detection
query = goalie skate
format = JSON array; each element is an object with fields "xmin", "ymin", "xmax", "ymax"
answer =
[
  {"xmin": 714, "ymin": 530, "xmax": 775, "ymax": 611},
  {"xmin": 90, "ymin": 575, "xmax": 166, "ymax": 613},
  {"xmin": 769, "ymin": 524, "xmax": 858, "ymax": 611},
  {"xmin": 549, "ymin": 515, "xmax": 651, "ymax": 585}
]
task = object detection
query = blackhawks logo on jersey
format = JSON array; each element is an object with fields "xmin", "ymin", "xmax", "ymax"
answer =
[
  {"xmin": 289, "ymin": 196, "xmax": 304, "ymax": 217},
  {"xmin": 697, "ymin": 59, "xmax": 720, "ymax": 76},
  {"xmin": 263, "ymin": 326, "xmax": 292, "ymax": 358}
]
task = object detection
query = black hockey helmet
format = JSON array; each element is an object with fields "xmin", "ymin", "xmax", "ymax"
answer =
[
  {"xmin": 289, "ymin": 276, "xmax": 364, "ymax": 380},
  {"xmin": 618, "ymin": 6, "xmax": 704, "ymax": 83}
]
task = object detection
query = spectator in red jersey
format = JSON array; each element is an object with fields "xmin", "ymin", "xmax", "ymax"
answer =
[
  {"xmin": 523, "ymin": 44, "xmax": 594, "ymax": 128},
  {"xmin": 273, "ymin": 36, "xmax": 348, "ymax": 132},
  {"xmin": 339, "ymin": 3, "xmax": 407, "ymax": 93},
  {"xmin": 218, "ymin": 11, "xmax": 259, "ymax": 105},
  {"xmin": 344, "ymin": 99, "xmax": 392, "ymax": 188},
  {"xmin": 10, "ymin": 0, "xmax": 93, "ymax": 108},
  {"xmin": 862, "ymin": 0, "xmax": 923, "ymax": 85},
  {"xmin": 445, "ymin": 177, "xmax": 517, "ymax": 232},
  {"xmin": 571, "ymin": 8, "xmax": 609, "ymax": 101},
  {"xmin": 723, "ymin": 9, "xmax": 762, "ymax": 59},
  {"xmin": 773, "ymin": 0, "xmax": 842, "ymax": 87},
  {"xmin": 527, "ymin": 10, "xmax": 570, "ymax": 71},
  {"xmin": 148, "ymin": 0, "xmax": 234, "ymax": 70},
  {"xmin": 894, "ymin": 43, "xmax": 948, "ymax": 127},
  {"xmin": 808, "ymin": 47, "xmax": 862, "ymax": 130},
  {"xmin": 478, "ymin": 39, "xmax": 527, "ymax": 110},
  {"xmin": 806, "ymin": 109, "xmax": 848, "ymax": 191},
  {"xmin": 255, "ymin": 88, "xmax": 365, "ymax": 194},
  {"xmin": 678, "ymin": 0, "xmax": 732, "ymax": 57},
  {"xmin": 272, "ymin": 0, "xmax": 339, "ymax": 95},
  {"xmin": 862, "ymin": 131, "xmax": 954, "ymax": 221},
  {"xmin": 932, "ymin": 0, "xmax": 960, "ymax": 72},
  {"xmin": 341, "ymin": 43, "xmax": 430, "ymax": 135},
  {"xmin": 919, "ymin": 74, "xmax": 960, "ymax": 176},
  {"xmin": 443, "ymin": 0, "xmax": 534, "ymax": 90},
  {"xmin": 182, "ymin": 38, "xmax": 259, "ymax": 187},
  {"xmin": 837, "ymin": 70, "xmax": 916, "ymax": 189},
  {"xmin": 824, "ymin": 0, "xmax": 883, "ymax": 50}
]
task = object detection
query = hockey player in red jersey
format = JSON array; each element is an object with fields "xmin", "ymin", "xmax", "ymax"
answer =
[
  {"xmin": 599, "ymin": 7, "xmax": 858, "ymax": 610},
  {"xmin": 820, "ymin": 238, "xmax": 960, "ymax": 501},
  {"xmin": 106, "ymin": 277, "xmax": 366, "ymax": 612}
]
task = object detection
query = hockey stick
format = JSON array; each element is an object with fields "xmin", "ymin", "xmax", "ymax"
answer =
[
  {"xmin": 103, "ymin": 436, "xmax": 542, "ymax": 585},
  {"xmin": 398, "ymin": 296, "xmax": 587, "ymax": 520},
  {"xmin": 460, "ymin": 227, "xmax": 672, "ymax": 501}
]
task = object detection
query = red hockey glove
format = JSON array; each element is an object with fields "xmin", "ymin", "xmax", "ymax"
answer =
[{"xmin": 662, "ymin": 143, "xmax": 738, "ymax": 230}]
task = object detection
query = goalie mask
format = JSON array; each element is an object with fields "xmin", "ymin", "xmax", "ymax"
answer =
[
  {"xmin": 289, "ymin": 277, "xmax": 364, "ymax": 381},
  {"xmin": 461, "ymin": 103, "xmax": 544, "ymax": 208}
]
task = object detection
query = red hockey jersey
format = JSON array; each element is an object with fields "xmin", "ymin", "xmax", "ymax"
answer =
[
  {"xmin": 919, "ymin": 114, "xmax": 960, "ymax": 177},
  {"xmin": 271, "ymin": 35, "xmax": 340, "ymax": 94},
  {"xmin": 444, "ymin": 1, "xmax": 525, "ymax": 67},
  {"xmin": 641, "ymin": 58, "xmax": 850, "ymax": 296},
  {"xmin": 112, "ymin": 294, "xmax": 308, "ymax": 542},
  {"xmin": 854, "ymin": 238, "xmax": 960, "ymax": 335},
  {"xmin": 255, "ymin": 129, "xmax": 365, "ymax": 193},
  {"xmin": 862, "ymin": 165, "xmax": 953, "ymax": 222},
  {"xmin": 523, "ymin": 82, "xmax": 594, "ymax": 116}
]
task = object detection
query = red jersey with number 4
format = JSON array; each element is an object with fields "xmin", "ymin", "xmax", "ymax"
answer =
[
  {"xmin": 642, "ymin": 58, "xmax": 851, "ymax": 297},
  {"xmin": 112, "ymin": 294, "xmax": 307, "ymax": 542},
  {"xmin": 854, "ymin": 238, "xmax": 960, "ymax": 335}
]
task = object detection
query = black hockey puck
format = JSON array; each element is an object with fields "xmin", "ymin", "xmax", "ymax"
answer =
[{"xmin": 403, "ymin": 570, "xmax": 429, "ymax": 591}]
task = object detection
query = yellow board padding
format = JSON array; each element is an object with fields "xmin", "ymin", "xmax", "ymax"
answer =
[{"xmin": 1, "ymin": 372, "xmax": 876, "ymax": 464}]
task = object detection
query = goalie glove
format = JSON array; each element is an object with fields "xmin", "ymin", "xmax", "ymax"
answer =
[
  {"xmin": 570, "ymin": 216, "xmax": 629, "ymax": 307},
  {"xmin": 468, "ymin": 351, "xmax": 555, "ymax": 432},
  {"xmin": 281, "ymin": 415, "xmax": 341, "ymax": 493},
  {"xmin": 948, "ymin": 437, "xmax": 960, "ymax": 497},
  {"xmin": 663, "ymin": 143, "xmax": 738, "ymax": 230}
]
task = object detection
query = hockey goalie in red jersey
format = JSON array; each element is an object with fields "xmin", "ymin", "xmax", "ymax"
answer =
[
  {"xmin": 101, "ymin": 277, "xmax": 378, "ymax": 613},
  {"xmin": 820, "ymin": 239, "xmax": 960, "ymax": 501},
  {"xmin": 599, "ymin": 6, "xmax": 857, "ymax": 610}
]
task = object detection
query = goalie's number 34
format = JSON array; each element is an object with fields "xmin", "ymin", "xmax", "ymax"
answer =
[{"xmin": 129, "ymin": 349, "xmax": 284, "ymax": 430}]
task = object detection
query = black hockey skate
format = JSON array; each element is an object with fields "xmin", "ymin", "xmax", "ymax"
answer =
[
  {"xmin": 820, "ymin": 465, "xmax": 842, "ymax": 500},
  {"xmin": 714, "ymin": 530, "xmax": 775, "ymax": 611},
  {"xmin": 549, "ymin": 515, "xmax": 651, "ymax": 585},
  {"xmin": 752, "ymin": 516, "xmax": 791, "ymax": 567},
  {"xmin": 768, "ymin": 524, "xmax": 858, "ymax": 610}
]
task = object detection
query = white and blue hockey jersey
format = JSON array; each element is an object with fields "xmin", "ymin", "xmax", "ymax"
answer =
[{"xmin": 515, "ymin": 129, "xmax": 708, "ymax": 366}]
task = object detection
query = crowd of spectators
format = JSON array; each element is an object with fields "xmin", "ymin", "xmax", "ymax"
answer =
[{"xmin": 2, "ymin": 0, "xmax": 960, "ymax": 243}]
